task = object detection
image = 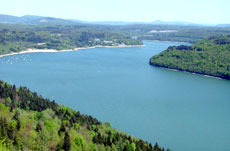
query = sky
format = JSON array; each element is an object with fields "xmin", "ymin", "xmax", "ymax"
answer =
[{"xmin": 0, "ymin": 0, "xmax": 229, "ymax": 24}]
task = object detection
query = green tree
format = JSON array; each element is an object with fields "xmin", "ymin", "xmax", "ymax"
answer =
[
  {"xmin": 63, "ymin": 132, "xmax": 70, "ymax": 151},
  {"xmin": 13, "ymin": 111, "xmax": 21, "ymax": 131}
]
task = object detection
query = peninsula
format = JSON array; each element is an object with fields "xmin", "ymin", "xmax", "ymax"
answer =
[{"xmin": 150, "ymin": 35, "xmax": 230, "ymax": 80}]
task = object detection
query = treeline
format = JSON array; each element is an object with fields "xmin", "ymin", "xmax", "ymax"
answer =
[
  {"xmin": 149, "ymin": 35, "xmax": 230, "ymax": 80},
  {"xmin": 0, "ymin": 80, "xmax": 168, "ymax": 151},
  {"xmin": 116, "ymin": 25, "xmax": 230, "ymax": 43},
  {"xmin": 0, "ymin": 24, "xmax": 143, "ymax": 55},
  {"xmin": 90, "ymin": 24, "xmax": 230, "ymax": 43}
]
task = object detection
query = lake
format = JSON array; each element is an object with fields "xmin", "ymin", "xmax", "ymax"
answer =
[{"xmin": 0, "ymin": 41, "xmax": 230, "ymax": 151}]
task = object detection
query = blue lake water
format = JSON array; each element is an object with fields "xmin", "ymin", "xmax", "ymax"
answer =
[{"xmin": 0, "ymin": 41, "xmax": 230, "ymax": 151}]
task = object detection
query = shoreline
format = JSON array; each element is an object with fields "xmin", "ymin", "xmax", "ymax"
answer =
[
  {"xmin": 145, "ymin": 40, "xmax": 191, "ymax": 45},
  {"xmin": 150, "ymin": 64, "xmax": 226, "ymax": 80},
  {"xmin": 0, "ymin": 44, "xmax": 144, "ymax": 58}
]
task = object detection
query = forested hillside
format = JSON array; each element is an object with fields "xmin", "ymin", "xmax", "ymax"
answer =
[
  {"xmin": 150, "ymin": 35, "xmax": 230, "ymax": 80},
  {"xmin": 0, "ymin": 24, "xmax": 143, "ymax": 55},
  {"xmin": 111, "ymin": 24, "xmax": 230, "ymax": 43},
  {"xmin": 0, "ymin": 80, "xmax": 168, "ymax": 151}
]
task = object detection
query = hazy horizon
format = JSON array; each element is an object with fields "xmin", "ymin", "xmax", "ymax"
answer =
[
  {"xmin": 1, "ymin": 13, "xmax": 219, "ymax": 25},
  {"xmin": 0, "ymin": 0, "xmax": 229, "ymax": 25}
]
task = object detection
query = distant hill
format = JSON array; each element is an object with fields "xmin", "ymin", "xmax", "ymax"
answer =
[
  {"xmin": 0, "ymin": 14, "xmax": 80, "ymax": 25},
  {"xmin": 217, "ymin": 24, "xmax": 230, "ymax": 27},
  {"xmin": 149, "ymin": 20, "xmax": 198, "ymax": 26},
  {"xmin": 150, "ymin": 35, "xmax": 230, "ymax": 80},
  {"xmin": 30, "ymin": 17, "xmax": 76, "ymax": 25},
  {"xmin": 0, "ymin": 14, "xmax": 23, "ymax": 24},
  {"xmin": 76, "ymin": 20, "xmax": 200, "ymax": 26}
]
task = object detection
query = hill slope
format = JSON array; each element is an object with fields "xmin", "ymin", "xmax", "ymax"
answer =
[
  {"xmin": 0, "ymin": 80, "xmax": 168, "ymax": 151},
  {"xmin": 149, "ymin": 35, "xmax": 230, "ymax": 80}
]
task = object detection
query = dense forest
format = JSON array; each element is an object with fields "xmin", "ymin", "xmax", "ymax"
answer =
[
  {"xmin": 0, "ymin": 24, "xmax": 143, "ymax": 55},
  {"xmin": 0, "ymin": 80, "xmax": 169, "ymax": 151},
  {"xmin": 133, "ymin": 25, "xmax": 230, "ymax": 43},
  {"xmin": 149, "ymin": 35, "xmax": 230, "ymax": 80}
]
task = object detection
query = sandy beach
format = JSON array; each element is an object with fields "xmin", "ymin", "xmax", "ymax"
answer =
[
  {"xmin": 0, "ymin": 48, "xmax": 58, "ymax": 58},
  {"xmin": 0, "ymin": 44, "xmax": 144, "ymax": 58},
  {"xmin": 0, "ymin": 48, "xmax": 85, "ymax": 58}
]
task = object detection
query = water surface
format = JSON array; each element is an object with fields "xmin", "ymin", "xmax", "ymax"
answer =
[{"xmin": 0, "ymin": 41, "xmax": 230, "ymax": 151}]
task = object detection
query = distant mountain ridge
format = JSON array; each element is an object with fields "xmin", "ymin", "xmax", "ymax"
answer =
[
  {"xmin": 0, "ymin": 14, "xmax": 217, "ymax": 26},
  {"xmin": 72, "ymin": 19, "xmax": 200, "ymax": 26},
  {"xmin": 0, "ymin": 14, "xmax": 79, "ymax": 25},
  {"xmin": 216, "ymin": 24, "xmax": 230, "ymax": 27}
]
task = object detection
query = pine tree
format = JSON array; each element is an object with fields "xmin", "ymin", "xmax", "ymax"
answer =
[
  {"xmin": 13, "ymin": 111, "xmax": 21, "ymax": 131},
  {"xmin": 154, "ymin": 142, "xmax": 160, "ymax": 150},
  {"xmin": 58, "ymin": 123, "xmax": 65, "ymax": 136},
  {"xmin": 36, "ymin": 122, "xmax": 42, "ymax": 132},
  {"xmin": 0, "ymin": 117, "xmax": 8, "ymax": 138},
  {"xmin": 63, "ymin": 132, "xmax": 70, "ymax": 151}
]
